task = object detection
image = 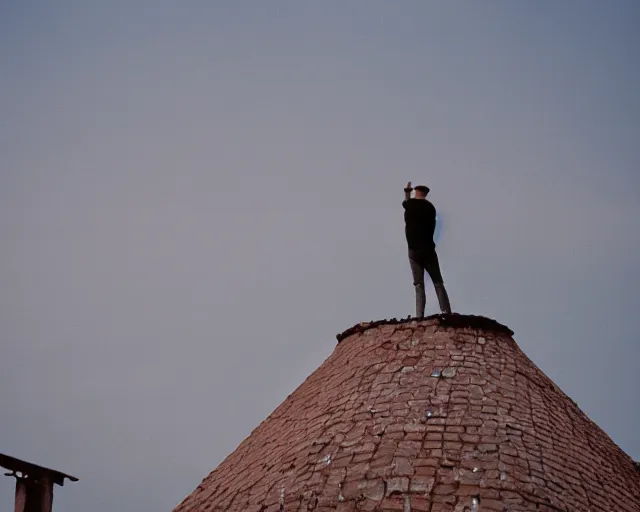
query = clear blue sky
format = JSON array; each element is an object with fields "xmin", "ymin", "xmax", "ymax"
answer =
[{"xmin": 1, "ymin": 2, "xmax": 638, "ymax": 511}]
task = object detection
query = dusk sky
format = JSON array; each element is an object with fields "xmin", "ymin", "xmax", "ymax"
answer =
[{"xmin": 1, "ymin": 2, "xmax": 639, "ymax": 511}]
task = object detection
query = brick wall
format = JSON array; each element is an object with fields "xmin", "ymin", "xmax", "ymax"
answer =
[{"xmin": 173, "ymin": 316, "xmax": 640, "ymax": 512}]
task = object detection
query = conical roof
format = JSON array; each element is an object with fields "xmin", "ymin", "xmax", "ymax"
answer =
[{"xmin": 174, "ymin": 314, "xmax": 640, "ymax": 512}]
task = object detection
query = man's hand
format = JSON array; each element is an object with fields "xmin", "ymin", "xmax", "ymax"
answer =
[{"xmin": 404, "ymin": 181, "xmax": 413, "ymax": 200}]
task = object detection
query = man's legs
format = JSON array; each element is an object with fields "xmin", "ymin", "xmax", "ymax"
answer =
[
  {"xmin": 408, "ymin": 252, "xmax": 426, "ymax": 318},
  {"xmin": 424, "ymin": 250, "xmax": 452, "ymax": 314}
]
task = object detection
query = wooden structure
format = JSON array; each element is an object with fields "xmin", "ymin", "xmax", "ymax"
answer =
[{"xmin": 0, "ymin": 453, "xmax": 78, "ymax": 512}]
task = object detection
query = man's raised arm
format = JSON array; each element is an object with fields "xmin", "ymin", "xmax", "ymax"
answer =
[{"xmin": 404, "ymin": 181, "xmax": 413, "ymax": 202}]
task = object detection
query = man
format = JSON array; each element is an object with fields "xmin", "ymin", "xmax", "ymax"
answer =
[{"xmin": 403, "ymin": 181, "xmax": 452, "ymax": 317}]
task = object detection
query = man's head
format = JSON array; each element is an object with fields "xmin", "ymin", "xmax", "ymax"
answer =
[{"xmin": 414, "ymin": 185, "xmax": 430, "ymax": 199}]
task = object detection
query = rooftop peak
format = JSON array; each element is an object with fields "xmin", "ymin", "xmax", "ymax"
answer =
[{"xmin": 336, "ymin": 313, "xmax": 513, "ymax": 342}]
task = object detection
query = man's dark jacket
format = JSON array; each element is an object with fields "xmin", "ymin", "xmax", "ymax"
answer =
[{"xmin": 403, "ymin": 198, "xmax": 436, "ymax": 251}]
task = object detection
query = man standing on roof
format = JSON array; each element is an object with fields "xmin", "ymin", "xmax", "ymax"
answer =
[{"xmin": 403, "ymin": 181, "xmax": 452, "ymax": 318}]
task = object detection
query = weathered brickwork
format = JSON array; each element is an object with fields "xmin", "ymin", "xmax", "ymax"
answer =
[{"xmin": 174, "ymin": 315, "xmax": 640, "ymax": 512}]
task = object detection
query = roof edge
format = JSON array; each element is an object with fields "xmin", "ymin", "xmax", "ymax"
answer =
[
  {"xmin": 0, "ymin": 453, "xmax": 78, "ymax": 486},
  {"xmin": 336, "ymin": 313, "xmax": 514, "ymax": 343}
]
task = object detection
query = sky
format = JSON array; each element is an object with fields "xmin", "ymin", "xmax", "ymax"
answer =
[{"xmin": 1, "ymin": 1, "xmax": 639, "ymax": 511}]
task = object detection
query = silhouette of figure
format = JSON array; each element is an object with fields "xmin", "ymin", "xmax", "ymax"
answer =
[{"xmin": 403, "ymin": 181, "xmax": 452, "ymax": 317}]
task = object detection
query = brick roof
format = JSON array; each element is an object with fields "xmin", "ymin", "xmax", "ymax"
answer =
[{"xmin": 174, "ymin": 315, "xmax": 640, "ymax": 512}]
